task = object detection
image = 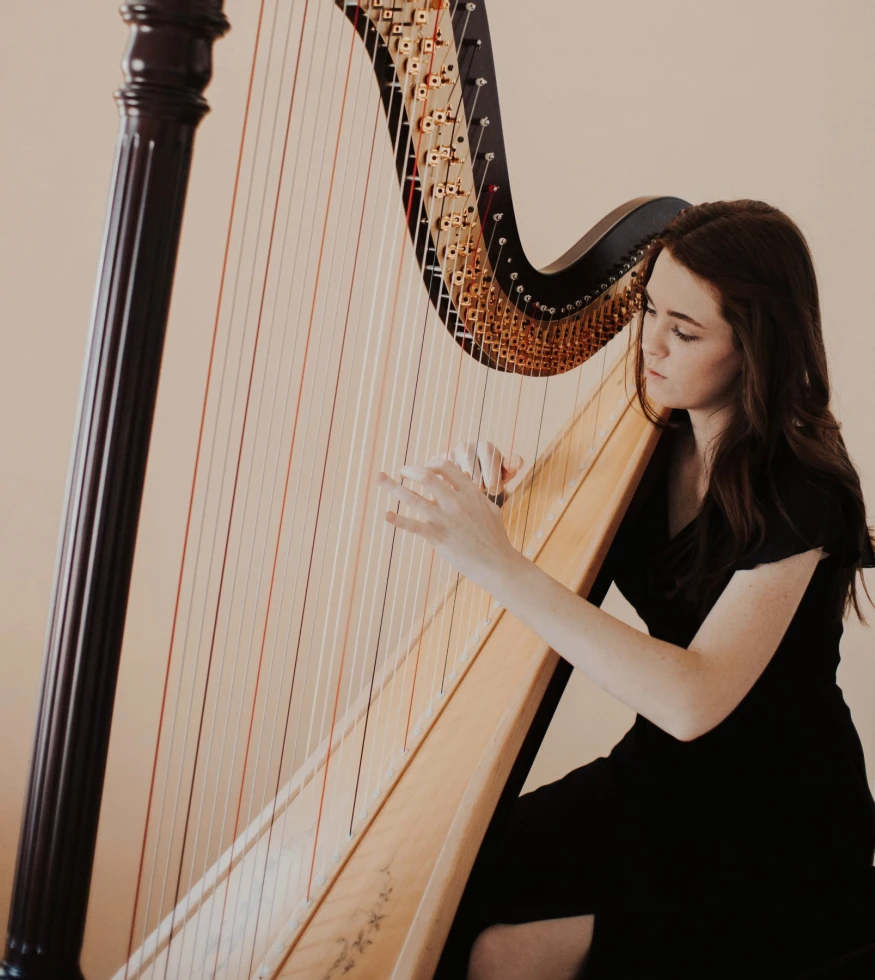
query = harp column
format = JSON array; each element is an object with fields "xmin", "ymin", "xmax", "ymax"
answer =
[{"xmin": 0, "ymin": 3, "xmax": 228, "ymax": 977}]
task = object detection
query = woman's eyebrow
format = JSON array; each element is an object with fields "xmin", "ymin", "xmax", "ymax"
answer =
[{"xmin": 643, "ymin": 287, "xmax": 706, "ymax": 329}]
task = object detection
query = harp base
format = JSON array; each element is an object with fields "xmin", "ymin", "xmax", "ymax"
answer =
[{"xmin": 0, "ymin": 960, "xmax": 85, "ymax": 980}]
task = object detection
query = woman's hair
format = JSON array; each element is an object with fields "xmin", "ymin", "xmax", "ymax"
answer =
[{"xmin": 629, "ymin": 199, "xmax": 874, "ymax": 623}]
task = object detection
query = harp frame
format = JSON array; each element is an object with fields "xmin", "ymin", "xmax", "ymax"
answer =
[{"xmin": 0, "ymin": 2, "xmax": 684, "ymax": 977}]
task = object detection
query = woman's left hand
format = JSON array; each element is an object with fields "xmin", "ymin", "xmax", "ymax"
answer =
[{"xmin": 375, "ymin": 458, "xmax": 520, "ymax": 592}]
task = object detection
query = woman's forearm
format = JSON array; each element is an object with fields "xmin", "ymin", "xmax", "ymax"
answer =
[
  {"xmin": 485, "ymin": 552, "xmax": 705, "ymax": 742},
  {"xmin": 377, "ymin": 458, "xmax": 705, "ymax": 741}
]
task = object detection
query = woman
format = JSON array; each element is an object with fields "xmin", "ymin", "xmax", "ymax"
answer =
[{"xmin": 376, "ymin": 200, "xmax": 875, "ymax": 979}]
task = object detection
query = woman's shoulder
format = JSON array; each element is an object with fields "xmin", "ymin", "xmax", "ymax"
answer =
[
  {"xmin": 736, "ymin": 440, "xmax": 872, "ymax": 570},
  {"xmin": 770, "ymin": 441, "xmax": 837, "ymax": 507}
]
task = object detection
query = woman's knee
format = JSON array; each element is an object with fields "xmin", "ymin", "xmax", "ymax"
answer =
[
  {"xmin": 467, "ymin": 924, "xmax": 510, "ymax": 980},
  {"xmin": 466, "ymin": 917, "xmax": 594, "ymax": 980}
]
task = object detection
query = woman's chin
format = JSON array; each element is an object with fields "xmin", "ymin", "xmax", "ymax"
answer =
[{"xmin": 645, "ymin": 384, "xmax": 686, "ymax": 411}]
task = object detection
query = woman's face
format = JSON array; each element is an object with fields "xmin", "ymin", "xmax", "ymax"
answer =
[{"xmin": 641, "ymin": 249, "xmax": 744, "ymax": 412}]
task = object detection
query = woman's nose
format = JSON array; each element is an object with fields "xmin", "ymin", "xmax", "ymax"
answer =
[
  {"xmin": 642, "ymin": 318, "xmax": 669, "ymax": 358},
  {"xmin": 642, "ymin": 336, "xmax": 668, "ymax": 359}
]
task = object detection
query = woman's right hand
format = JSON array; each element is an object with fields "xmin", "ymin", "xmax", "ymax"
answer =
[{"xmin": 445, "ymin": 440, "xmax": 524, "ymax": 500}]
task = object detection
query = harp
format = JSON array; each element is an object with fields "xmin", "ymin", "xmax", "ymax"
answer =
[{"xmin": 1, "ymin": 2, "xmax": 688, "ymax": 977}]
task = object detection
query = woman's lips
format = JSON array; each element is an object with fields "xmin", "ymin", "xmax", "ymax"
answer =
[{"xmin": 646, "ymin": 367, "xmax": 666, "ymax": 379}]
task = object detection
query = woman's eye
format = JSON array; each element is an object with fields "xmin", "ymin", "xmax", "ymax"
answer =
[{"xmin": 644, "ymin": 306, "xmax": 696, "ymax": 343}]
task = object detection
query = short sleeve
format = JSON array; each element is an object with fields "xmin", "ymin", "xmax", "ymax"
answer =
[{"xmin": 734, "ymin": 458, "xmax": 850, "ymax": 571}]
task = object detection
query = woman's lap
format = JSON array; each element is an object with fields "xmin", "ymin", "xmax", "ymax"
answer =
[
  {"xmin": 435, "ymin": 754, "xmax": 875, "ymax": 979},
  {"xmin": 434, "ymin": 756, "xmax": 631, "ymax": 978},
  {"xmin": 583, "ymin": 873, "xmax": 875, "ymax": 979}
]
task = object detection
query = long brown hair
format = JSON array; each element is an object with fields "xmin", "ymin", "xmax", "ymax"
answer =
[{"xmin": 629, "ymin": 199, "xmax": 874, "ymax": 623}]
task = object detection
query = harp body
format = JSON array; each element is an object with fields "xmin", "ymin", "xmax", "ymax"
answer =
[{"xmin": 1, "ymin": 2, "xmax": 684, "ymax": 978}]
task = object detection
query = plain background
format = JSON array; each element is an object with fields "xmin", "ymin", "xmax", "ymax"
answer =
[{"xmin": 1, "ymin": 1, "xmax": 873, "ymax": 975}]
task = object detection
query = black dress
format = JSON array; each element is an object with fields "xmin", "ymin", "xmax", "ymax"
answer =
[{"xmin": 435, "ymin": 432, "xmax": 875, "ymax": 979}]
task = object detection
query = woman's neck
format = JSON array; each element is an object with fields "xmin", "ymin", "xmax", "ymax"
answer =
[{"xmin": 683, "ymin": 403, "xmax": 735, "ymax": 477}]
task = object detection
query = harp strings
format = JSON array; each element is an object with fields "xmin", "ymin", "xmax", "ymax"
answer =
[
  {"xmin": 115, "ymin": 1, "xmax": 622, "ymax": 975},
  {"xmin": 381, "ymin": 193, "xmax": 501, "ymax": 758},
  {"xmin": 208, "ymin": 0, "xmax": 394, "ymax": 963},
  {"xmin": 145, "ymin": 0, "xmax": 444, "ymax": 964},
  {"xmin": 124, "ymin": 0, "xmax": 364, "ymax": 968},
  {"xmin": 207, "ymin": 0, "xmax": 378, "ymax": 967},
  {"xmin": 124, "ymin": 0, "xmax": 275, "ymax": 972},
  {"xmin": 303, "ymin": 1, "xmax": 460, "ymax": 901},
  {"xmin": 302, "ymin": 0, "xmax": 498, "ymax": 876}
]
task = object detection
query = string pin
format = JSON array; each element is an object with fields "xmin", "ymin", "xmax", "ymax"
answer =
[
  {"xmin": 493, "ymin": 599, "xmax": 502, "ymax": 608},
  {"xmin": 569, "ymin": 479, "xmax": 576, "ymax": 487},
  {"xmin": 525, "ymin": 548, "xmax": 534, "ymax": 557},
  {"xmin": 599, "ymin": 429, "xmax": 606, "ymax": 437},
  {"xmin": 386, "ymin": 767, "xmax": 395, "ymax": 778},
  {"xmin": 460, "ymin": 652, "xmax": 468, "ymax": 661},
  {"xmin": 449, "ymin": 670, "xmax": 457, "ymax": 680},
  {"xmin": 536, "ymin": 530, "xmax": 544, "ymax": 538},
  {"xmin": 318, "ymin": 874, "xmax": 327, "ymax": 885},
  {"xmin": 334, "ymin": 854, "xmax": 341, "ymax": 863},
  {"xmin": 414, "ymin": 725, "xmax": 422, "ymax": 735},
  {"xmin": 473, "ymin": 635, "xmax": 480, "ymax": 643},
  {"xmin": 558, "ymin": 498, "xmax": 566, "ymax": 504},
  {"xmin": 483, "ymin": 617, "xmax": 491, "ymax": 625},
  {"xmin": 547, "ymin": 513, "xmax": 555, "ymax": 521},
  {"xmin": 359, "ymin": 810, "xmax": 368, "ymax": 821}
]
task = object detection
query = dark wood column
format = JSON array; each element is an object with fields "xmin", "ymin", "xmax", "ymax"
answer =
[{"xmin": 1, "ymin": 3, "xmax": 228, "ymax": 977}]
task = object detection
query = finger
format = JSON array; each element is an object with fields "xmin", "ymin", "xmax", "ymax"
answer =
[
  {"xmin": 384, "ymin": 510, "xmax": 438, "ymax": 543},
  {"xmin": 377, "ymin": 472, "xmax": 436, "ymax": 515},
  {"xmin": 471, "ymin": 455, "xmax": 484, "ymax": 490},
  {"xmin": 449, "ymin": 442, "xmax": 477, "ymax": 480},
  {"xmin": 399, "ymin": 465, "xmax": 460, "ymax": 505},
  {"xmin": 502, "ymin": 453, "xmax": 524, "ymax": 482},
  {"xmin": 477, "ymin": 442, "xmax": 505, "ymax": 495},
  {"xmin": 420, "ymin": 458, "xmax": 471, "ymax": 493}
]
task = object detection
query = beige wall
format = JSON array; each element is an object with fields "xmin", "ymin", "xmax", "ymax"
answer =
[{"xmin": 1, "ymin": 0, "xmax": 873, "ymax": 974}]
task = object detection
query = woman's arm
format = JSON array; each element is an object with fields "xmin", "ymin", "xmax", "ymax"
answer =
[
  {"xmin": 484, "ymin": 553, "xmax": 706, "ymax": 740},
  {"xmin": 377, "ymin": 457, "xmax": 823, "ymax": 743}
]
